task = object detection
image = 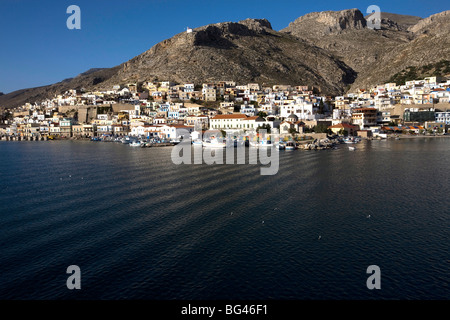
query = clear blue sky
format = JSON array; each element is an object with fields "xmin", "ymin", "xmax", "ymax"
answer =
[{"xmin": 0, "ymin": 0, "xmax": 448, "ymax": 93}]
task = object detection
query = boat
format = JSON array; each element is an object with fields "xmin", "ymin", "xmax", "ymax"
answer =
[
  {"xmin": 276, "ymin": 141, "xmax": 286, "ymax": 150},
  {"xmin": 285, "ymin": 141, "xmax": 296, "ymax": 150},
  {"xmin": 258, "ymin": 139, "xmax": 273, "ymax": 147},
  {"xmin": 348, "ymin": 146, "xmax": 356, "ymax": 151},
  {"xmin": 203, "ymin": 137, "xmax": 226, "ymax": 148},
  {"xmin": 129, "ymin": 141, "xmax": 142, "ymax": 147},
  {"xmin": 192, "ymin": 139, "xmax": 203, "ymax": 146},
  {"xmin": 343, "ymin": 137, "xmax": 357, "ymax": 144},
  {"xmin": 121, "ymin": 137, "xmax": 131, "ymax": 144}
]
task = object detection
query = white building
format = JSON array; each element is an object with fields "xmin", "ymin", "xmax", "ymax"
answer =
[
  {"xmin": 435, "ymin": 110, "xmax": 450, "ymax": 125},
  {"xmin": 160, "ymin": 125, "xmax": 193, "ymax": 139},
  {"xmin": 240, "ymin": 104, "xmax": 256, "ymax": 116},
  {"xmin": 279, "ymin": 98, "xmax": 314, "ymax": 120},
  {"xmin": 209, "ymin": 114, "xmax": 249, "ymax": 131}
]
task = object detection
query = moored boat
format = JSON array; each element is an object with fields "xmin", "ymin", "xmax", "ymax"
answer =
[
  {"xmin": 276, "ymin": 141, "xmax": 286, "ymax": 150},
  {"xmin": 285, "ymin": 141, "xmax": 296, "ymax": 150},
  {"xmin": 203, "ymin": 138, "xmax": 226, "ymax": 148},
  {"xmin": 129, "ymin": 141, "xmax": 142, "ymax": 147}
]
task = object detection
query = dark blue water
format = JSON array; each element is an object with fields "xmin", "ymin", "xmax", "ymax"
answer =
[{"xmin": 0, "ymin": 138, "xmax": 448, "ymax": 300}]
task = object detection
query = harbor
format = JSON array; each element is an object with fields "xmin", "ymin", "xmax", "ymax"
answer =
[{"xmin": 0, "ymin": 136, "xmax": 448, "ymax": 300}]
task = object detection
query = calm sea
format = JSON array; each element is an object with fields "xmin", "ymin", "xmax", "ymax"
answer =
[{"xmin": 0, "ymin": 138, "xmax": 448, "ymax": 300}]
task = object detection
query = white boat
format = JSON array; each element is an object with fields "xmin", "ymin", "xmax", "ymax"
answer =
[
  {"xmin": 203, "ymin": 138, "xmax": 226, "ymax": 148},
  {"xmin": 192, "ymin": 139, "xmax": 203, "ymax": 146},
  {"xmin": 129, "ymin": 141, "xmax": 142, "ymax": 147},
  {"xmin": 285, "ymin": 141, "xmax": 296, "ymax": 150},
  {"xmin": 121, "ymin": 137, "xmax": 131, "ymax": 144},
  {"xmin": 343, "ymin": 137, "xmax": 357, "ymax": 144},
  {"xmin": 348, "ymin": 146, "xmax": 356, "ymax": 151},
  {"xmin": 258, "ymin": 140, "xmax": 273, "ymax": 147}
]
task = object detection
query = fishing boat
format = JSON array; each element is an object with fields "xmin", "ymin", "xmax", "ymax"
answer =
[
  {"xmin": 285, "ymin": 141, "xmax": 296, "ymax": 150},
  {"xmin": 129, "ymin": 141, "xmax": 142, "ymax": 147},
  {"xmin": 343, "ymin": 137, "xmax": 357, "ymax": 144},
  {"xmin": 258, "ymin": 139, "xmax": 273, "ymax": 147},
  {"xmin": 121, "ymin": 136, "xmax": 131, "ymax": 144},
  {"xmin": 203, "ymin": 137, "xmax": 226, "ymax": 148}
]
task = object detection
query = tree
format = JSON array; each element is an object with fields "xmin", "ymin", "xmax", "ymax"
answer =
[
  {"xmin": 257, "ymin": 111, "xmax": 268, "ymax": 119},
  {"xmin": 313, "ymin": 123, "xmax": 329, "ymax": 133},
  {"xmin": 257, "ymin": 123, "xmax": 271, "ymax": 134},
  {"xmin": 249, "ymin": 101, "xmax": 259, "ymax": 107},
  {"xmin": 326, "ymin": 99, "xmax": 333, "ymax": 113},
  {"xmin": 318, "ymin": 99, "xmax": 325, "ymax": 114}
]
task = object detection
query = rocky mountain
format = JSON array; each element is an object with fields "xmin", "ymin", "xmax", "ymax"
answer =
[
  {"xmin": 99, "ymin": 18, "xmax": 356, "ymax": 94},
  {"xmin": 280, "ymin": 9, "xmax": 450, "ymax": 91},
  {"xmin": 1, "ymin": 9, "xmax": 449, "ymax": 108},
  {"xmin": 367, "ymin": 12, "xmax": 422, "ymax": 31},
  {"xmin": 0, "ymin": 67, "xmax": 120, "ymax": 109}
]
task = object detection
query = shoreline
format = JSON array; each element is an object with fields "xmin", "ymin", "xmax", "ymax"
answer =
[{"xmin": 393, "ymin": 134, "xmax": 450, "ymax": 139}]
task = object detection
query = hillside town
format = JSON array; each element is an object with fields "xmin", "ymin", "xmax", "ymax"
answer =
[{"xmin": 1, "ymin": 75, "xmax": 450, "ymax": 142}]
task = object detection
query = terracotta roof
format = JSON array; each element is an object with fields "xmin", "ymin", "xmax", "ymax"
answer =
[
  {"xmin": 243, "ymin": 116, "xmax": 261, "ymax": 120},
  {"xmin": 167, "ymin": 125, "xmax": 191, "ymax": 128},
  {"xmin": 211, "ymin": 114, "xmax": 248, "ymax": 120}
]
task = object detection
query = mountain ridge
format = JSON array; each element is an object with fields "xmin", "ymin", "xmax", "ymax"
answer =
[{"xmin": 1, "ymin": 8, "xmax": 448, "ymax": 108}]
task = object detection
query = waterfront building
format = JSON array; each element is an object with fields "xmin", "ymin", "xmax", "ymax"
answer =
[
  {"xmin": 435, "ymin": 110, "xmax": 450, "ymax": 125},
  {"xmin": 403, "ymin": 108, "xmax": 436, "ymax": 123},
  {"xmin": 351, "ymin": 108, "xmax": 378, "ymax": 129},
  {"xmin": 328, "ymin": 123, "xmax": 358, "ymax": 136}
]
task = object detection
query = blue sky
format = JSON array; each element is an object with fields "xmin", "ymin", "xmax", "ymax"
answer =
[{"xmin": 0, "ymin": 0, "xmax": 448, "ymax": 93}]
